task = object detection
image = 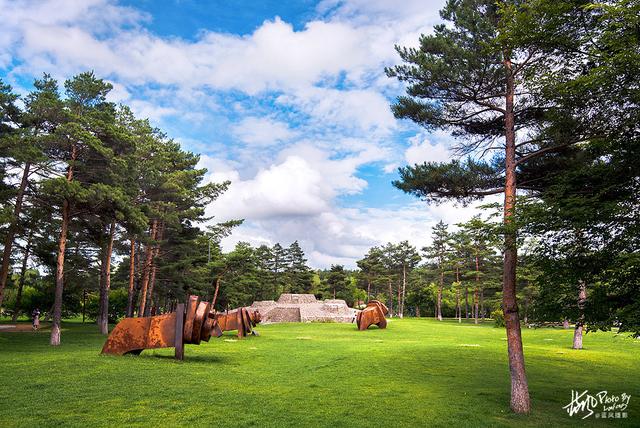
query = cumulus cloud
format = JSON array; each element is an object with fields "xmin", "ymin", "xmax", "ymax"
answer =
[
  {"xmin": 232, "ymin": 117, "xmax": 297, "ymax": 147},
  {"xmin": 2, "ymin": 4, "xmax": 377, "ymax": 94},
  {"xmin": 219, "ymin": 199, "xmax": 498, "ymax": 268},
  {"xmin": 405, "ymin": 134, "xmax": 453, "ymax": 165},
  {"xmin": 276, "ymin": 86, "xmax": 396, "ymax": 136}
]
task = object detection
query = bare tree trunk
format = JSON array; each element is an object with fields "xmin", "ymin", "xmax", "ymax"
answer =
[
  {"xmin": 502, "ymin": 53, "xmax": 530, "ymax": 413},
  {"xmin": 11, "ymin": 231, "xmax": 32, "ymax": 322},
  {"xmin": 137, "ymin": 219, "xmax": 157, "ymax": 317},
  {"xmin": 465, "ymin": 286, "xmax": 469, "ymax": 319},
  {"xmin": 475, "ymin": 255, "xmax": 480, "ymax": 324},
  {"xmin": 0, "ymin": 162, "xmax": 31, "ymax": 309},
  {"xmin": 211, "ymin": 277, "xmax": 221, "ymax": 309},
  {"xmin": 98, "ymin": 220, "xmax": 116, "ymax": 334},
  {"xmin": 397, "ymin": 281, "xmax": 402, "ymax": 319},
  {"xmin": 144, "ymin": 263, "xmax": 157, "ymax": 317},
  {"xmin": 144, "ymin": 221, "xmax": 163, "ymax": 317},
  {"xmin": 388, "ymin": 279, "xmax": 393, "ymax": 317},
  {"xmin": 126, "ymin": 239, "xmax": 136, "ymax": 317},
  {"xmin": 573, "ymin": 281, "xmax": 587, "ymax": 350},
  {"xmin": 480, "ymin": 287, "xmax": 485, "ymax": 321},
  {"xmin": 51, "ymin": 145, "xmax": 76, "ymax": 346},
  {"xmin": 474, "ymin": 287, "xmax": 479, "ymax": 324},
  {"xmin": 366, "ymin": 278, "xmax": 371, "ymax": 303},
  {"xmin": 400, "ymin": 264, "xmax": 406, "ymax": 318},
  {"xmin": 96, "ymin": 244, "xmax": 107, "ymax": 328},
  {"xmin": 437, "ymin": 269, "xmax": 443, "ymax": 321},
  {"xmin": 456, "ymin": 266, "xmax": 461, "ymax": 323},
  {"xmin": 51, "ymin": 198, "xmax": 70, "ymax": 346}
]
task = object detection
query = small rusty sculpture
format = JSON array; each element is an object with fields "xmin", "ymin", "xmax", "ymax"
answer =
[
  {"xmin": 102, "ymin": 295, "xmax": 223, "ymax": 360},
  {"xmin": 214, "ymin": 307, "xmax": 261, "ymax": 338},
  {"xmin": 355, "ymin": 300, "xmax": 389, "ymax": 330}
]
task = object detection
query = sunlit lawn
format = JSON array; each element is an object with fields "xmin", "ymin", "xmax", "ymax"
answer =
[{"xmin": 1, "ymin": 318, "xmax": 638, "ymax": 427}]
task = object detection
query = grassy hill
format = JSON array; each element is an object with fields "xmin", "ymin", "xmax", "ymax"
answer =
[{"xmin": 1, "ymin": 318, "xmax": 638, "ymax": 427}]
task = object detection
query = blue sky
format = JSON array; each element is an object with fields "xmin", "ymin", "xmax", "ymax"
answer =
[{"xmin": 0, "ymin": 0, "xmax": 490, "ymax": 267}]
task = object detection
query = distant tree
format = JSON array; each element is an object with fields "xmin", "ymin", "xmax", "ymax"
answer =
[
  {"xmin": 423, "ymin": 221, "xmax": 451, "ymax": 321},
  {"xmin": 356, "ymin": 246, "xmax": 387, "ymax": 302},
  {"xmin": 325, "ymin": 265, "xmax": 350, "ymax": 301},
  {"xmin": 389, "ymin": 241, "xmax": 421, "ymax": 318},
  {"xmin": 284, "ymin": 241, "xmax": 313, "ymax": 293}
]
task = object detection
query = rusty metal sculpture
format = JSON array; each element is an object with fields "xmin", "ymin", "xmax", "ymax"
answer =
[
  {"xmin": 355, "ymin": 300, "xmax": 389, "ymax": 330},
  {"xmin": 101, "ymin": 295, "xmax": 223, "ymax": 360},
  {"xmin": 214, "ymin": 307, "xmax": 261, "ymax": 338}
]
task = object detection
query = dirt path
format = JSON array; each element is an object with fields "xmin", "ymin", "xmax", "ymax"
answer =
[{"xmin": 0, "ymin": 323, "xmax": 51, "ymax": 332}]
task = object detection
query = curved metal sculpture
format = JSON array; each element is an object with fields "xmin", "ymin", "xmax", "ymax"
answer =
[
  {"xmin": 101, "ymin": 295, "xmax": 223, "ymax": 360},
  {"xmin": 214, "ymin": 307, "xmax": 261, "ymax": 338},
  {"xmin": 355, "ymin": 300, "xmax": 389, "ymax": 330}
]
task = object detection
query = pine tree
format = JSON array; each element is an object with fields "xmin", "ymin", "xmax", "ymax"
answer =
[{"xmin": 423, "ymin": 221, "xmax": 450, "ymax": 321}]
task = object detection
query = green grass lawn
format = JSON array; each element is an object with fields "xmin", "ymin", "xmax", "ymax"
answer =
[{"xmin": 1, "ymin": 318, "xmax": 638, "ymax": 427}]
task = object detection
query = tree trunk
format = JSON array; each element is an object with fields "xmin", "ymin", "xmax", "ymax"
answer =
[
  {"xmin": 456, "ymin": 266, "xmax": 461, "ymax": 323},
  {"xmin": 502, "ymin": 52, "xmax": 530, "ymax": 414},
  {"xmin": 11, "ymin": 231, "xmax": 33, "ymax": 322},
  {"xmin": 51, "ymin": 145, "xmax": 76, "ymax": 346},
  {"xmin": 212, "ymin": 277, "xmax": 221, "ymax": 309},
  {"xmin": 474, "ymin": 287, "xmax": 479, "ymax": 324},
  {"xmin": 126, "ymin": 239, "xmax": 136, "ymax": 317},
  {"xmin": 573, "ymin": 281, "xmax": 587, "ymax": 350},
  {"xmin": 400, "ymin": 264, "xmax": 406, "ymax": 318},
  {"xmin": 480, "ymin": 287, "xmax": 484, "ymax": 321},
  {"xmin": 137, "ymin": 219, "xmax": 158, "ymax": 317},
  {"xmin": 437, "ymin": 269, "xmax": 443, "ymax": 321},
  {"xmin": 465, "ymin": 285, "xmax": 469, "ymax": 319},
  {"xmin": 388, "ymin": 279, "xmax": 393, "ymax": 317},
  {"xmin": 98, "ymin": 219, "xmax": 116, "ymax": 334},
  {"xmin": 144, "ymin": 221, "xmax": 163, "ymax": 317},
  {"xmin": 0, "ymin": 162, "xmax": 31, "ymax": 309},
  {"xmin": 366, "ymin": 278, "xmax": 371, "ymax": 303},
  {"xmin": 51, "ymin": 198, "xmax": 70, "ymax": 346},
  {"xmin": 397, "ymin": 281, "xmax": 402, "ymax": 319},
  {"xmin": 144, "ymin": 262, "xmax": 158, "ymax": 317},
  {"xmin": 475, "ymin": 255, "xmax": 480, "ymax": 324}
]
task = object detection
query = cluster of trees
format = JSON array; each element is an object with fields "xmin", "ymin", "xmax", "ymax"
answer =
[
  {"xmin": 207, "ymin": 241, "xmax": 316, "ymax": 308},
  {"xmin": 386, "ymin": 0, "xmax": 639, "ymax": 413},
  {"xmin": 0, "ymin": 72, "xmax": 229, "ymax": 345},
  {"xmin": 355, "ymin": 219, "xmax": 506, "ymax": 322}
]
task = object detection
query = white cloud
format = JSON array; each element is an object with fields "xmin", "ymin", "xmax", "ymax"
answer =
[
  {"xmin": 276, "ymin": 87, "xmax": 396, "ymax": 136},
  {"xmin": 220, "ymin": 198, "xmax": 500, "ymax": 269},
  {"xmin": 197, "ymin": 154, "xmax": 241, "ymax": 184},
  {"xmin": 210, "ymin": 155, "xmax": 331, "ymax": 221},
  {"xmin": 405, "ymin": 134, "xmax": 453, "ymax": 165},
  {"xmin": 232, "ymin": 117, "xmax": 297, "ymax": 147}
]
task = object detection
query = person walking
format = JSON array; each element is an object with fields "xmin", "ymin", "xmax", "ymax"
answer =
[{"xmin": 32, "ymin": 308, "xmax": 40, "ymax": 331}]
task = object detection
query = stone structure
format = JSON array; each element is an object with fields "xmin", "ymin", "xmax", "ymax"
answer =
[{"xmin": 251, "ymin": 294, "xmax": 356, "ymax": 324}]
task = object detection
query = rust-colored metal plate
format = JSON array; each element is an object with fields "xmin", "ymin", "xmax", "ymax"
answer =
[
  {"xmin": 183, "ymin": 295, "xmax": 199, "ymax": 343},
  {"xmin": 102, "ymin": 317, "xmax": 152, "ymax": 355},
  {"xmin": 191, "ymin": 301, "xmax": 210, "ymax": 345},
  {"xmin": 146, "ymin": 313, "xmax": 177, "ymax": 349},
  {"xmin": 201, "ymin": 317, "xmax": 214, "ymax": 342},
  {"xmin": 356, "ymin": 301, "xmax": 388, "ymax": 331}
]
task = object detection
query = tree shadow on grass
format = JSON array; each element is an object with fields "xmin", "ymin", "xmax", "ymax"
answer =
[{"xmin": 147, "ymin": 353, "xmax": 228, "ymax": 364}]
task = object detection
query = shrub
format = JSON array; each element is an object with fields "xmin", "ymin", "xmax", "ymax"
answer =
[{"xmin": 491, "ymin": 309, "xmax": 505, "ymax": 327}]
